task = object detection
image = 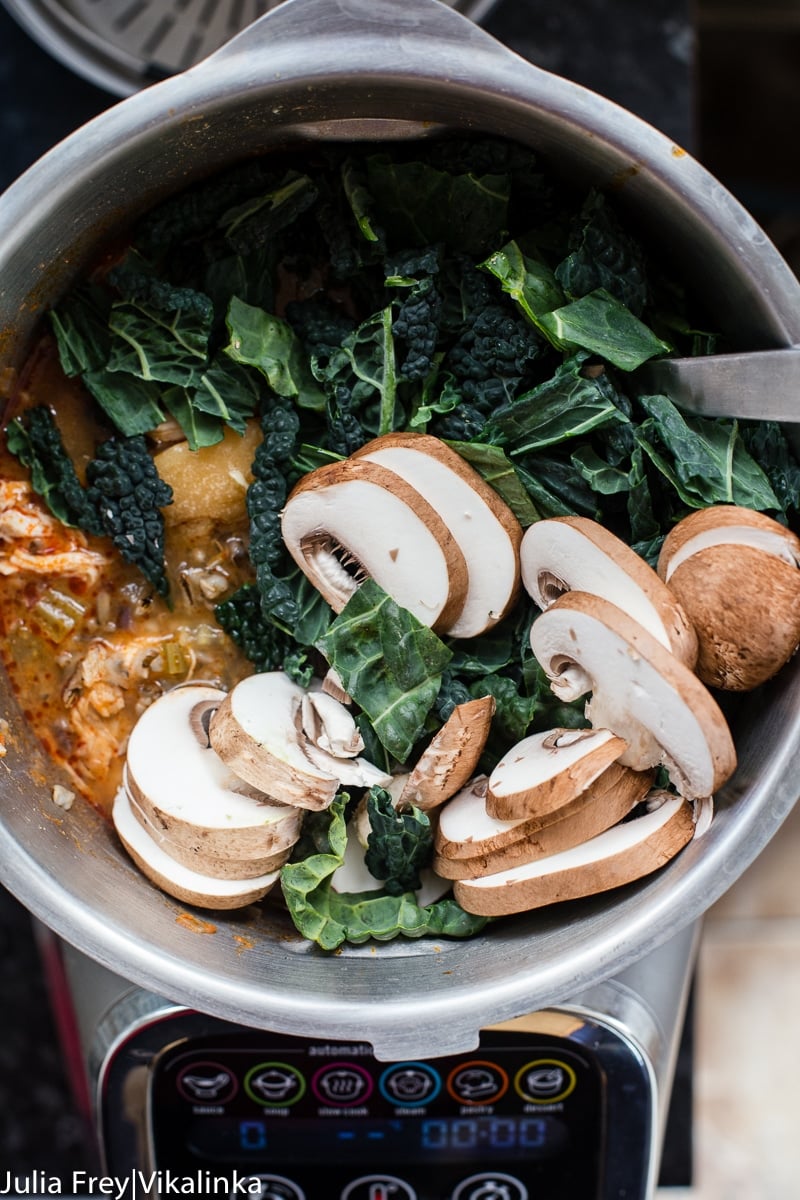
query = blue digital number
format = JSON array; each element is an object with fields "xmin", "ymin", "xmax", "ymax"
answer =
[
  {"xmin": 239, "ymin": 1120, "xmax": 268, "ymax": 1151},
  {"xmin": 489, "ymin": 1118, "xmax": 516, "ymax": 1149},
  {"xmin": 421, "ymin": 1120, "xmax": 448, "ymax": 1149},
  {"xmin": 452, "ymin": 1120, "xmax": 478, "ymax": 1149},
  {"xmin": 520, "ymin": 1118, "xmax": 548, "ymax": 1149}
]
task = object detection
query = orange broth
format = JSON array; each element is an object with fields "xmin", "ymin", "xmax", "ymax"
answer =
[{"xmin": 0, "ymin": 335, "xmax": 257, "ymax": 812}]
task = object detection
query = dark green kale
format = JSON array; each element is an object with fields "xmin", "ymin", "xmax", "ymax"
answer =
[
  {"xmin": 364, "ymin": 787, "xmax": 434, "ymax": 896},
  {"xmin": 85, "ymin": 436, "xmax": 173, "ymax": 597},
  {"xmin": 214, "ymin": 584, "xmax": 316, "ymax": 685},
  {"xmin": 386, "ymin": 246, "xmax": 444, "ymax": 383},
  {"xmin": 285, "ymin": 296, "xmax": 356, "ymax": 364},
  {"xmin": 246, "ymin": 399, "xmax": 302, "ymax": 625},
  {"xmin": 5, "ymin": 406, "xmax": 104, "ymax": 535},
  {"xmin": 555, "ymin": 189, "xmax": 649, "ymax": 315}
]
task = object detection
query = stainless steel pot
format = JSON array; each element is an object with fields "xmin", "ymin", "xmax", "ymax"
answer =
[{"xmin": 1, "ymin": 0, "xmax": 799, "ymax": 1062}]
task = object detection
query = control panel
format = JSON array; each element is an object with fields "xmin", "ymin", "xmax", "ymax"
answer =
[{"xmin": 147, "ymin": 1029, "xmax": 608, "ymax": 1199}]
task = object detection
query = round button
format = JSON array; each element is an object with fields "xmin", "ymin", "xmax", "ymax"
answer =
[
  {"xmin": 245, "ymin": 1062, "xmax": 306, "ymax": 1107},
  {"xmin": 312, "ymin": 1061, "xmax": 373, "ymax": 1107},
  {"xmin": 340, "ymin": 1176, "xmax": 416, "ymax": 1200},
  {"xmin": 451, "ymin": 1173, "xmax": 528, "ymax": 1200},
  {"xmin": 446, "ymin": 1060, "xmax": 509, "ymax": 1106},
  {"xmin": 514, "ymin": 1059, "xmax": 576, "ymax": 1104},
  {"xmin": 232, "ymin": 1177, "xmax": 304, "ymax": 1200},
  {"xmin": 379, "ymin": 1062, "xmax": 441, "ymax": 1106},
  {"xmin": 176, "ymin": 1061, "xmax": 237, "ymax": 1104}
]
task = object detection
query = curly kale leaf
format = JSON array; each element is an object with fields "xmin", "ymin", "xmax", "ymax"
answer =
[
  {"xmin": 5, "ymin": 406, "xmax": 104, "ymax": 535},
  {"xmin": 364, "ymin": 787, "xmax": 434, "ymax": 896},
  {"xmin": 313, "ymin": 307, "xmax": 400, "ymax": 446},
  {"xmin": 555, "ymin": 189, "xmax": 650, "ymax": 316},
  {"xmin": 386, "ymin": 246, "xmax": 444, "ymax": 383},
  {"xmin": 280, "ymin": 795, "xmax": 487, "ymax": 950},
  {"xmin": 85, "ymin": 436, "xmax": 173, "ymax": 596}
]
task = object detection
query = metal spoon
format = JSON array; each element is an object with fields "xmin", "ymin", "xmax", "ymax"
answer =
[{"xmin": 633, "ymin": 347, "xmax": 800, "ymax": 422}]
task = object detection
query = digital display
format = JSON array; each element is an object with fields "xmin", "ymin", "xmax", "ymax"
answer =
[
  {"xmin": 150, "ymin": 1030, "xmax": 607, "ymax": 1199},
  {"xmin": 188, "ymin": 1114, "xmax": 568, "ymax": 1163}
]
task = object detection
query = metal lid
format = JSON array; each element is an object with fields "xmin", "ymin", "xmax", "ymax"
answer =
[{"xmin": 1, "ymin": 0, "xmax": 500, "ymax": 96}]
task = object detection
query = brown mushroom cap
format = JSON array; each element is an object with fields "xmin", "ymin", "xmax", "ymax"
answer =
[
  {"xmin": 530, "ymin": 592, "xmax": 737, "ymax": 799},
  {"xmin": 397, "ymin": 694, "xmax": 496, "ymax": 811},
  {"xmin": 657, "ymin": 506, "xmax": 800, "ymax": 690},
  {"xmin": 520, "ymin": 515, "xmax": 698, "ymax": 666},
  {"xmin": 453, "ymin": 792, "xmax": 696, "ymax": 917},
  {"xmin": 280, "ymin": 456, "xmax": 468, "ymax": 633}
]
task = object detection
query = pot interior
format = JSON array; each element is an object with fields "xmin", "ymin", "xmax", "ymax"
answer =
[{"xmin": 1, "ymin": 8, "xmax": 799, "ymax": 1060}]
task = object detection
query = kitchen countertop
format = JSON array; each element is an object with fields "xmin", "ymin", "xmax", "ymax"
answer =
[{"xmin": 0, "ymin": 0, "xmax": 693, "ymax": 1186}]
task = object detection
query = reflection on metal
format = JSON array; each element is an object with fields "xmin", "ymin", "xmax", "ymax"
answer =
[{"xmin": 0, "ymin": 0, "xmax": 501, "ymax": 95}]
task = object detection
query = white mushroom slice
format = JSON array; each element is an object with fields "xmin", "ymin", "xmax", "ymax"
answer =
[
  {"xmin": 302, "ymin": 689, "xmax": 364, "ymax": 757},
  {"xmin": 453, "ymin": 792, "xmax": 695, "ymax": 916},
  {"xmin": 520, "ymin": 515, "xmax": 698, "ymax": 666},
  {"xmin": 113, "ymin": 788, "xmax": 281, "ymax": 910},
  {"xmin": 301, "ymin": 742, "xmax": 393, "ymax": 790},
  {"xmin": 398, "ymin": 695, "xmax": 496, "ymax": 812},
  {"xmin": 124, "ymin": 684, "xmax": 303, "ymax": 859},
  {"xmin": 209, "ymin": 672, "xmax": 340, "ymax": 810},
  {"xmin": 485, "ymin": 726, "xmax": 628, "ymax": 822},
  {"xmin": 126, "ymin": 786, "xmax": 293, "ymax": 880},
  {"xmin": 352, "ymin": 432, "xmax": 522, "ymax": 638},
  {"xmin": 437, "ymin": 766, "xmax": 652, "ymax": 876},
  {"xmin": 530, "ymin": 592, "xmax": 737, "ymax": 800},
  {"xmin": 281, "ymin": 457, "xmax": 468, "ymax": 632},
  {"xmin": 657, "ymin": 506, "xmax": 800, "ymax": 690}
]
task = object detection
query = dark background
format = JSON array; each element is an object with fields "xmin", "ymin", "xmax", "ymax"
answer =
[{"xmin": 0, "ymin": 0, "xmax": 797, "ymax": 1188}]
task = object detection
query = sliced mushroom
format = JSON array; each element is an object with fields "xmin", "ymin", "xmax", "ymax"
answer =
[
  {"xmin": 281, "ymin": 457, "xmax": 468, "ymax": 632},
  {"xmin": 520, "ymin": 515, "xmax": 698, "ymax": 666},
  {"xmin": 484, "ymin": 726, "xmax": 628, "ymax": 821},
  {"xmin": 397, "ymin": 695, "xmax": 496, "ymax": 811},
  {"xmin": 453, "ymin": 791, "xmax": 696, "ymax": 916},
  {"xmin": 209, "ymin": 671, "xmax": 389, "ymax": 809},
  {"xmin": 302, "ymin": 689, "xmax": 364, "ymax": 757},
  {"xmin": 125, "ymin": 786, "xmax": 293, "ymax": 880},
  {"xmin": 352, "ymin": 433, "xmax": 522, "ymax": 637},
  {"xmin": 436, "ymin": 765, "xmax": 653, "ymax": 877},
  {"xmin": 123, "ymin": 683, "xmax": 303, "ymax": 860},
  {"xmin": 529, "ymin": 592, "xmax": 737, "ymax": 800},
  {"xmin": 657, "ymin": 505, "xmax": 800, "ymax": 690},
  {"xmin": 113, "ymin": 787, "xmax": 281, "ymax": 910}
]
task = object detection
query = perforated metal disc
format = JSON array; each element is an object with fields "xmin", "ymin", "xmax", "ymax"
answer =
[{"xmin": 2, "ymin": 0, "xmax": 500, "ymax": 95}]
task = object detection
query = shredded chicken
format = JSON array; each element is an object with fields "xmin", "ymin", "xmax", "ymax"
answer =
[{"xmin": 0, "ymin": 479, "xmax": 108, "ymax": 582}]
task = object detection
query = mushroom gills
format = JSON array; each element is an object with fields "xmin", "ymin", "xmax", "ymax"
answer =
[{"xmin": 453, "ymin": 792, "xmax": 696, "ymax": 916}]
